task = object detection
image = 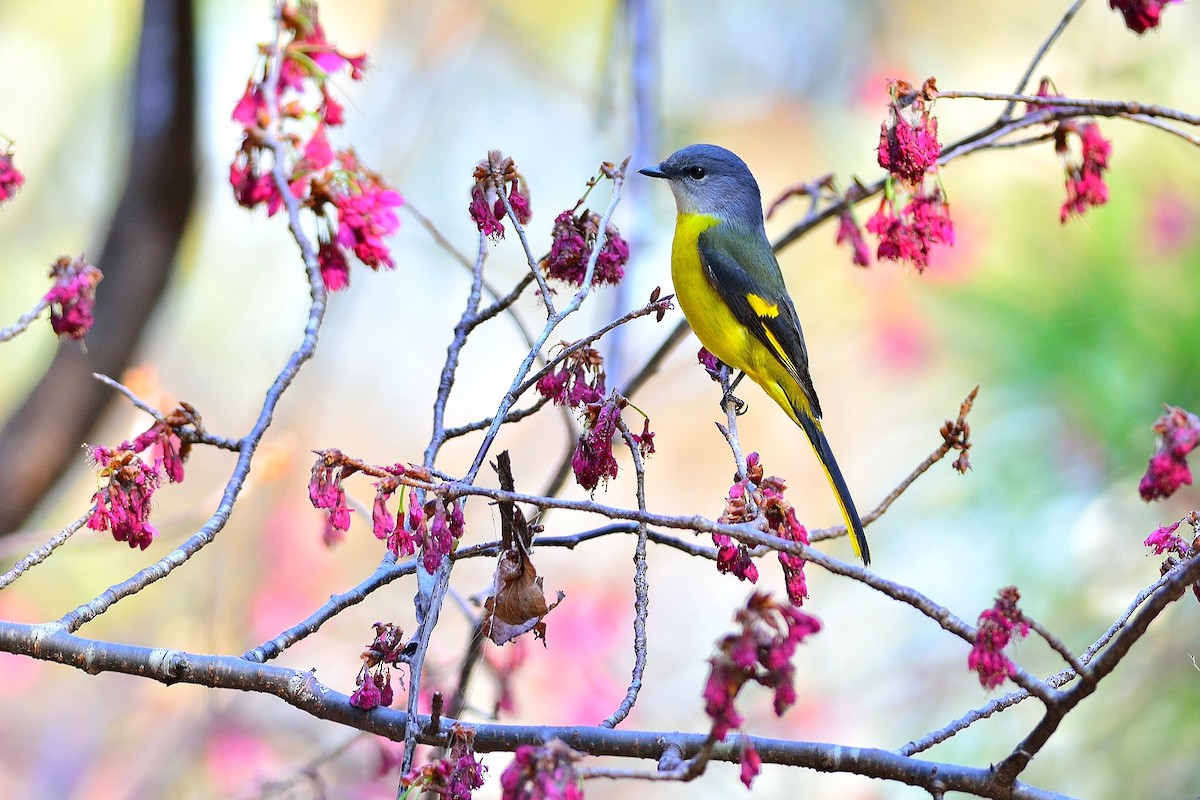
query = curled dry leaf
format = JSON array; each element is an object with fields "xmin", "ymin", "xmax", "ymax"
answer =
[{"xmin": 480, "ymin": 548, "xmax": 564, "ymax": 646}]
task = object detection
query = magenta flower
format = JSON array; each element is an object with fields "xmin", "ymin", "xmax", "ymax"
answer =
[
  {"xmin": 499, "ymin": 742, "xmax": 584, "ymax": 800},
  {"xmin": 87, "ymin": 451, "xmax": 161, "ymax": 551},
  {"xmin": 571, "ymin": 396, "xmax": 623, "ymax": 491},
  {"xmin": 302, "ymin": 124, "xmax": 335, "ymax": 170},
  {"xmin": 967, "ymin": 587, "xmax": 1029, "ymax": 690},
  {"xmin": 1110, "ymin": 0, "xmax": 1181, "ymax": 33},
  {"xmin": 701, "ymin": 592, "xmax": 821, "ymax": 785},
  {"xmin": 401, "ymin": 725, "xmax": 486, "ymax": 800},
  {"xmin": 334, "ymin": 183, "xmax": 403, "ymax": 270},
  {"xmin": 878, "ymin": 78, "xmax": 941, "ymax": 184},
  {"xmin": 697, "ymin": 347, "xmax": 724, "ymax": 381},
  {"xmin": 543, "ymin": 209, "xmax": 629, "ymax": 287},
  {"xmin": 468, "ymin": 151, "xmax": 531, "ymax": 240},
  {"xmin": 739, "ymin": 743, "xmax": 762, "ymax": 789},
  {"xmin": 308, "ymin": 452, "xmax": 356, "ymax": 537},
  {"xmin": 760, "ymin": 475, "xmax": 811, "ymax": 606},
  {"xmin": 1058, "ymin": 121, "xmax": 1113, "ymax": 222},
  {"xmin": 350, "ymin": 621, "xmax": 405, "ymax": 710},
  {"xmin": 866, "ymin": 186, "xmax": 954, "ymax": 272},
  {"xmin": 317, "ymin": 241, "xmax": 350, "ymax": 291},
  {"xmin": 0, "ymin": 147, "xmax": 25, "ymax": 204},
  {"xmin": 535, "ymin": 345, "xmax": 606, "ymax": 409},
  {"xmin": 836, "ymin": 212, "xmax": 871, "ymax": 267},
  {"xmin": 1145, "ymin": 520, "xmax": 1188, "ymax": 557},
  {"xmin": 1139, "ymin": 405, "xmax": 1200, "ymax": 500},
  {"xmin": 44, "ymin": 255, "xmax": 103, "ymax": 341}
]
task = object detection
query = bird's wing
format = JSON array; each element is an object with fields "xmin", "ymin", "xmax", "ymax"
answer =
[{"xmin": 698, "ymin": 227, "xmax": 823, "ymax": 419}]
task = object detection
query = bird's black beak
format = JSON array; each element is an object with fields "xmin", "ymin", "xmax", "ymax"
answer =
[{"xmin": 638, "ymin": 165, "xmax": 667, "ymax": 179}]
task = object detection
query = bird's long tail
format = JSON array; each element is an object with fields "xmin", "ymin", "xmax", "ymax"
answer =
[{"xmin": 794, "ymin": 412, "xmax": 870, "ymax": 566}]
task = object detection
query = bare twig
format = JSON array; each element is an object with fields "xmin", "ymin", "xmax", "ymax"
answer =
[
  {"xmin": 0, "ymin": 295, "xmax": 49, "ymax": 343},
  {"xmin": 0, "ymin": 510, "xmax": 93, "ymax": 589}
]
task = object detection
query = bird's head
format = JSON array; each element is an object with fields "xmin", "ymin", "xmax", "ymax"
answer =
[{"xmin": 639, "ymin": 144, "xmax": 764, "ymax": 225}]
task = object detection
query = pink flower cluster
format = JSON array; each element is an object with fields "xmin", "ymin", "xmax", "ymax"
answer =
[
  {"xmin": 499, "ymin": 740, "xmax": 584, "ymax": 800},
  {"xmin": 308, "ymin": 449, "xmax": 358, "ymax": 544},
  {"xmin": 859, "ymin": 77, "xmax": 955, "ymax": 272},
  {"xmin": 86, "ymin": 405, "xmax": 196, "ymax": 550},
  {"xmin": 714, "ymin": 453, "xmax": 812, "ymax": 604},
  {"xmin": 865, "ymin": 186, "xmax": 954, "ymax": 273},
  {"xmin": 44, "ymin": 254, "xmax": 103, "ymax": 340},
  {"xmin": 1145, "ymin": 519, "xmax": 1188, "ymax": 557},
  {"xmin": 542, "ymin": 209, "xmax": 630, "ymax": 287},
  {"xmin": 697, "ymin": 347, "xmax": 724, "ymax": 382},
  {"xmin": 348, "ymin": 621, "xmax": 405, "ymax": 710},
  {"xmin": 570, "ymin": 393, "xmax": 654, "ymax": 493},
  {"xmin": 0, "ymin": 146, "xmax": 24, "ymax": 205},
  {"xmin": 1110, "ymin": 0, "xmax": 1181, "ymax": 33},
  {"xmin": 468, "ymin": 151, "xmax": 531, "ymax": 240},
  {"xmin": 967, "ymin": 586, "xmax": 1029, "ymax": 690},
  {"xmin": 308, "ymin": 452, "xmax": 467, "ymax": 571},
  {"xmin": 230, "ymin": 2, "xmax": 401, "ymax": 291},
  {"xmin": 535, "ymin": 344, "xmax": 606, "ymax": 408},
  {"xmin": 702, "ymin": 592, "xmax": 822, "ymax": 788},
  {"xmin": 1138, "ymin": 405, "xmax": 1200, "ymax": 501},
  {"xmin": 1057, "ymin": 121, "xmax": 1112, "ymax": 222},
  {"xmin": 401, "ymin": 725, "xmax": 487, "ymax": 800}
]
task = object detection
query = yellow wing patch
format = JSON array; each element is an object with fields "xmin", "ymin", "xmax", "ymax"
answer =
[
  {"xmin": 761, "ymin": 327, "xmax": 797, "ymax": 375},
  {"xmin": 746, "ymin": 293, "xmax": 779, "ymax": 318}
]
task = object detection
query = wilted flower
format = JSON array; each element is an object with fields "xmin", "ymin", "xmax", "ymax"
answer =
[
  {"xmin": 1139, "ymin": 405, "xmax": 1200, "ymax": 501},
  {"xmin": 878, "ymin": 77, "xmax": 941, "ymax": 185},
  {"xmin": 967, "ymin": 586, "xmax": 1029, "ymax": 690}
]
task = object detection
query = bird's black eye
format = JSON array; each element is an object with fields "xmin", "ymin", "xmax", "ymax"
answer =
[{"xmin": 688, "ymin": 166, "xmax": 707, "ymax": 180}]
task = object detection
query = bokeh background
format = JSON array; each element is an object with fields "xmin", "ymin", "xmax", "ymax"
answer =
[{"xmin": 1, "ymin": 1, "xmax": 1199, "ymax": 798}]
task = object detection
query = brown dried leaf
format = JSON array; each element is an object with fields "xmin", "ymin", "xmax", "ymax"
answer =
[{"xmin": 480, "ymin": 549, "xmax": 563, "ymax": 646}]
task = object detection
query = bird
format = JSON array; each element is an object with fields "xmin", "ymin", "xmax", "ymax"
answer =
[{"xmin": 639, "ymin": 144, "xmax": 870, "ymax": 565}]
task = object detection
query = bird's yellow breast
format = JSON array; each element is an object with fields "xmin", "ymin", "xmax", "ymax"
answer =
[{"xmin": 671, "ymin": 212, "xmax": 753, "ymax": 371}]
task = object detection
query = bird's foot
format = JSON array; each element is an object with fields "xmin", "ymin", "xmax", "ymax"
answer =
[{"xmin": 721, "ymin": 390, "xmax": 748, "ymax": 416}]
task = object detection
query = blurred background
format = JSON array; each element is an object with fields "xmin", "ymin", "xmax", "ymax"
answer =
[{"xmin": 1, "ymin": 0, "xmax": 1199, "ymax": 797}]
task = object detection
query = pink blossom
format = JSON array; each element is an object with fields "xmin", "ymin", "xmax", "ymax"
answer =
[
  {"xmin": 535, "ymin": 346, "xmax": 606, "ymax": 409},
  {"xmin": 739, "ymin": 743, "xmax": 762, "ymax": 789},
  {"xmin": 1139, "ymin": 405, "xmax": 1200, "ymax": 501},
  {"xmin": 543, "ymin": 210, "xmax": 629, "ymax": 287},
  {"xmin": 1059, "ymin": 122, "xmax": 1113, "ymax": 222},
  {"xmin": 302, "ymin": 124, "xmax": 334, "ymax": 170},
  {"xmin": 879, "ymin": 112, "xmax": 940, "ymax": 184},
  {"xmin": 571, "ymin": 396, "xmax": 622, "ymax": 491},
  {"xmin": 866, "ymin": 187, "xmax": 954, "ymax": 272},
  {"xmin": 878, "ymin": 78, "xmax": 941, "ymax": 184},
  {"xmin": 0, "ymin": 148, "xmax": 25, "ymax": 204},
  {"xmin": 967, "ymin": 587, "xmax": 1029, "ymax": 690},
  {"xmin": 499, "ymin": 742, "xmax": 583, "ymax": 800},
  {"xmin": 229, "ymin": 155, "xmax": 282, "ymax": 215},
  {"xmin": 87, "ymin": 452, "xmax": 161, "ymax": 550},
  {"xmin": 1145, "ymin": 520, "xmax": 1188, "ymax": 557},
  {"xmin": 469, "ymin": 184, "xmax": 505, "ymax": 239},
  {"xmin": 836, "ymin": 212, "xmax": 870, "ymax": 267},
  {"xmin": 334, "ymin": 183, "xmax": 403, "ymax": 269},
  {"xmin": 697, "ymin": 347, "xmax": 723, "ymax": 381},
  {"xmin": 231, "ymin": 83, "xmax": 265, "ymax": 129},
  {"xmin": 1109, "ymin": 0, "xmax": 1181, "ymax": 33},
  {"xmin": 702, "ymin": 592, "xmax": 821, "ymax": 751},
  {"xmin": 317, "ymin": 241, "xmax": 350, "ymax": 291},
  {"xmin": 44, "ymin": 255, "xmax": 102, "ymax": 340}
]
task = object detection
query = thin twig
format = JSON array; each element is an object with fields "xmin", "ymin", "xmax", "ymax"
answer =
[
  {"xmin": 0, "ymin": 510, "xmax": 93, "ymax": 589},
  {"xmin": 1003, "ymin": 0, "xmax": 1088, "ymax": 119},
  {"xmin": 599, "ymin": 417, "xmax": 651, "ymax": 728},
  {"xmin": 0, "ymin": 296, "xmax": 49, "ymax": 343}
]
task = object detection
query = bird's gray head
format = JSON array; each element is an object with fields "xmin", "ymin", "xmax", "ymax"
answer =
[{"xmin": 638, "ymin": 144, "xmax": 764, "ymax": 225}]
